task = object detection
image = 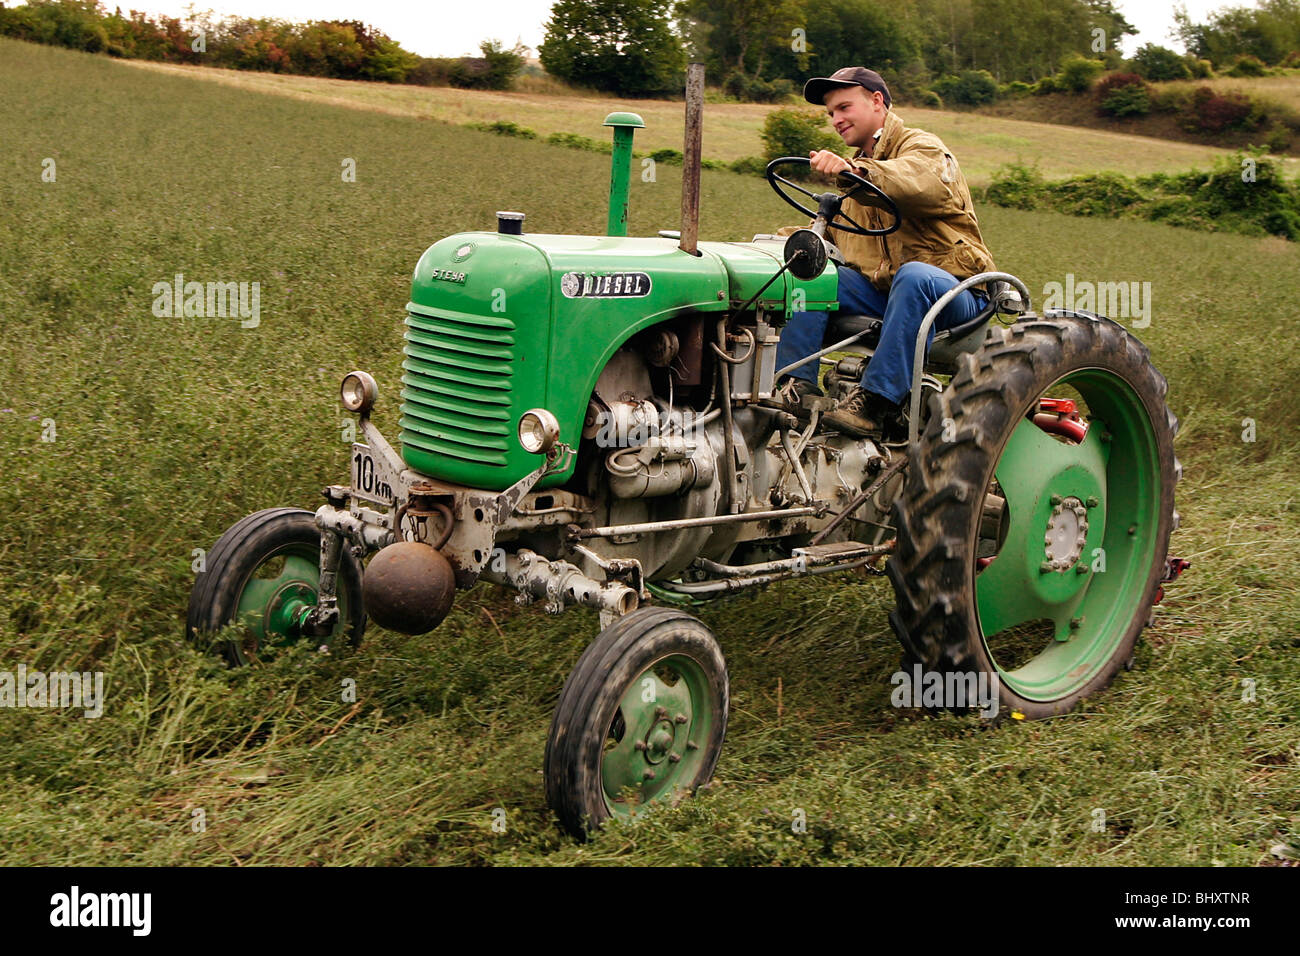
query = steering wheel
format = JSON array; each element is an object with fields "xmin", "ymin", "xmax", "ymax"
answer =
[{"xmin": 765, "ymin": 156, "xmax": 901, "ymax": 237}]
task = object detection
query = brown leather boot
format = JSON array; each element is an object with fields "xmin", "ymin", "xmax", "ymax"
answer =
[{"xmin": 823, "ymin": 386, "xmax": 889, "ymax": 438}]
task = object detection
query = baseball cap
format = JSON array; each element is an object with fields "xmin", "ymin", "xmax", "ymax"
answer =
[{"xmin": 803, "ymin": 67, "xmax": 892, "ymax": 108}]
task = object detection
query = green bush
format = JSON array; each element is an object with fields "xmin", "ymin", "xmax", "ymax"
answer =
[
  {"xmin": 729, "ymin": 155, "xmax": 768, "ymax": 176},
  {"xmin": 985, "ymin": 151, "xmax": 1300, "ymax": 241},
  {"xmin": 1094, "ymin": 72, "xmax": 1151, "ymax": 117},
  {"xmin": 760, "ymin": 108, "xmax": 841, "ymax": 162},
  {"xmin": 1100, "ymin": 83, "xmax": 1151, "ymax": 117},
  {"xmin": 1044, "ymin": 173, "xmax": 1145, "ymax": 216},
  {"xmin": 545, "ymin": 131, "xmax": 611, "ymax": 153},
  {"xmin": 1188, "ymin": 58, "xmax": 1215, "ymax": 79},
  {"xmin": 466, "ymin": 120, "xmax": 538, "ymax": 139},
  {"xmin": 1132, "ymin": 44, "xmax": 1191, "ymax": 81},
  {"xmin": 1227, "ymin": 55, "xmax": 1268, "ymax": 77},
  {"xmin": 1264, "ymin": 123, "xmax": 1292, "ymax": 153},
  {"xmin": 649, "ymin": 148, "xmax": 683, "ymax": 165},
  {"xmin": 932, "ymin": 69, "xmax": 998, "ymax": 106},
  {"xmin": 919, "ymin": 89, "xmax": 943, "ymax": 108},
  {"xmin": 983, "ymin": 162, "xmax": 1044, "ymax": 210},
  {"xmin": 998, "ymin": 81, "xmax": 1032, "ymax": 98},
  {"xmin": 1057, "ymin": 55, "xmax": 1106, "ymax": 92},
  {"xmin": 1032, "ymin": 75, "xmax": 1058, "ymax": 95}
]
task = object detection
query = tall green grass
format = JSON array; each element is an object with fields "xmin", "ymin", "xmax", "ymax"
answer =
[{"xmin": 1, "ymin": 39, "xmax": 1297, "ymax": 865}]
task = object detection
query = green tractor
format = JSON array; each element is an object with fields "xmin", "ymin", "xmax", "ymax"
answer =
[{"xmin": 188, "ymin": 103, "xmax": 1185, "ymax": 839}]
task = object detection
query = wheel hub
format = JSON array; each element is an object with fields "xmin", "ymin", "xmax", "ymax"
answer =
[
  {"xmin": 643, "ymin": 720, "xmax": 677, "ymax": 764},
  {"xmin": 265, "ymin": 581, "xmax": 315, "ymax": 639},
  {"xmin": 1043, "ymin": 496, "xmax": 1090, "ymax": 572}
]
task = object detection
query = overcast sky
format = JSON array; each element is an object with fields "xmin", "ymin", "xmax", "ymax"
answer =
[{"xmin": 72, "ymin": 0, "xmax": 1236, "ymax": 59}]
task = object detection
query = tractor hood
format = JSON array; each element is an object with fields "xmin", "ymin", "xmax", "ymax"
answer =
[{"xmin": 400, "ymin": 232, "xmax": 839, "ymax": 490}]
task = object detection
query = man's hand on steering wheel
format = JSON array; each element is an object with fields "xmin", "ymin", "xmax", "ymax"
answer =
[
  {"xmin": 808, "ymin": 149, "xmax": 853, "ymax": 177},
  {"xmin": 765, "ymin": 156, "xmax": 901, "ymax": 238}
]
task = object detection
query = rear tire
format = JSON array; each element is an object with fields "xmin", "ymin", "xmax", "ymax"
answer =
[{"xmin": 887, "ymin": 314, "xmax": 1179, "ymax": 719}]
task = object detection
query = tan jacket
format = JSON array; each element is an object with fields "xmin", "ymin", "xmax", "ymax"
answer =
[{"xmin": 803, "ymin": 110, "xmax": 996, "ymax": 292}]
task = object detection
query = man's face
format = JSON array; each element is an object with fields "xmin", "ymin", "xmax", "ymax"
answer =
[{"xmin": 824, "ymin": 86, "xmax": 887, "ymax": 151}]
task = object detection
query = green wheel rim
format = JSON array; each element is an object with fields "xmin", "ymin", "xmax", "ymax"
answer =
[
  {"xmin": 975, "ymin": 369, "xmax": 1161, "ymax": 702},
  {"xmin": 599, "ymin": 654, "xmax": 716, "ymax": 819},
  {"xmin": 233, "ymin": 545, "xmax": 350, "ymax": 660}
]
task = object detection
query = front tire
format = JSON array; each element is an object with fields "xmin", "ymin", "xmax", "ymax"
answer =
[
  {"xmin": 187, "ymin": 508, "xmax": 366, "ymax": 666},
  {"xmin": 544, "ymin": 607, "xmax": 728, "ymax": 839},
  {"xmin": 888, "ymin": 314, "xmax": 1180, "ymax": 719}
]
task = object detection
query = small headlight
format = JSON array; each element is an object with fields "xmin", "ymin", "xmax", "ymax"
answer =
[
  {"xmin": 518, "ymin": 408, "xmax": 560, "ymax": 455},
  {"xmin": 340, "ymin": 371, "xmax": 378, "ymax": 414}
]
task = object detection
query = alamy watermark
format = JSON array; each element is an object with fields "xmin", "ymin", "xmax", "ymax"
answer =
[
  {"xmin": 0, "ymin": 665, "xmax": 104, "ymax": 718},
  {"xmin": 50, "ymin": 886, "xmax": 150, "ymax": 935},
  {"xmin": 151, "ymin": 273, "xmax": 260, "ymax": 328},
  {"xmin": 890, "ymin": 663, "xmax": 1000, "ymax": 718},
  {"xmin": 1042, "ymin": 274, "xmax": 1151, "ymax": 328}
]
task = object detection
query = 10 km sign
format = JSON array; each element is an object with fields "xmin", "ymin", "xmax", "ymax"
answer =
[{"xmin": 351, "ymin": 444, "xmax": 397, "ymax": 504}]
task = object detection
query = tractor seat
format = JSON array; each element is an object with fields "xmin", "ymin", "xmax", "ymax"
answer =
[{"xmin": 824, "ymin": 280, "xmax": 1026, "ymax": 372}]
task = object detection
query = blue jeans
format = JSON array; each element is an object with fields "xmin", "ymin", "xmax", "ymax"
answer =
[{"xmin": 776, "ymin": 261, "xmax": 988, "ymax": 406}]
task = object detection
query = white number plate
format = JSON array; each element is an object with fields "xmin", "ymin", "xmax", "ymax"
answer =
[{"xmin": 350, "ymin": 443, "xmax": 397, "ymax": 505}]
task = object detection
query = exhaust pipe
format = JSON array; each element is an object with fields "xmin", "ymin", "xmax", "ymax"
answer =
[
  {"xmin": 679, "ymin": 62, "xmax": 705, "ymax": 256},
  {"xmin": 603, "ymin": 112, "xmax": 644, "ymax": 237}
]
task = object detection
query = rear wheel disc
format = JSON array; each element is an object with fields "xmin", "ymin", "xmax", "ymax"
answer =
[{"xmin": 888, "ymin": 315, "xmax": 1179, "ymax": 718}]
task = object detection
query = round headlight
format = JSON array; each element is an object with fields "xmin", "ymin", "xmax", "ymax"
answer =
[
  {"xmin": 340, "ymin": 371, "xmax": 378, "ymax": 414},
  {"xmin": 518, "ymin": 408, "xmax": 560, "ymax": 455}
]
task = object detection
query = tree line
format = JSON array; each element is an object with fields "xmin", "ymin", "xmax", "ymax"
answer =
[
  {"xmin": 4, "ymin": 0, "xmax": 1297, "ymax": 99},
  {"xmin": 0, "ymin": 0, "xmax": 526, "ymax": 88},
  {"xmin": 542, "ymin": 0, "xmax": 1300, "ymax": 99}
]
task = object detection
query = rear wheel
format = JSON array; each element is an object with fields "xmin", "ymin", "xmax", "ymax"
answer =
[
  {"xmin": 187, "ymin": 508, "xmax": 366, "ymax": 666},
  {"xmin": 888, "ymin": 315, "xmax": 1179, "ymax": 719},
  {"xmin": 544, "ymin": 607, "xmax": 728, "ymax": 839}
]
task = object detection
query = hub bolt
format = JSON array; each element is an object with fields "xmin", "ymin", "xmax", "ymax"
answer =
[
  {"xmin": 674, "ymin": 714, "xmax": 687, "ymax": 724},
  {"xmin": 643, "ymin": 770, "xmax": 655, "ymax": 781},
  {"xmin": 1050, "ymin": 494, "xmax": 1063, "ymax": 506},
  {"xmin": 668, "ymin": 754, "xmax": 681, "ymax": 763},
  {"xmin": 654, "ymin": 706, "xmax": 667, "ymax": 719},
  {"xmin": 1086, "ymin": 496, "xmax": 1099, "ymax": 508},
  {"xmin": 686, "ymin": 741, "xmax": 699, "ymax": 751},
  {"xmin": 1070, "ymin": 616, "xmax": 1084, "ymax": 629}
]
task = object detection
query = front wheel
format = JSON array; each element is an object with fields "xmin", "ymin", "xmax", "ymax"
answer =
[
  {"xmin": 187, "ymin": 508, "xmax": 366, "ymax": 666},
  {"xmin": 888, "ymin": 314, "xmax": 1180, "ymax": 719},
  {"xmin": 544, "ymin": 607, "xmax": 728, "ymax": 839}
]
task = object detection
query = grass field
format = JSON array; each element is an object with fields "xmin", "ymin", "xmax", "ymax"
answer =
[
  {"xmin": 2, "ymin": 38, "xmax": 1298, "ymax": 865},
  {"xmin": 109, "ymin": 55, "xmax": 1272, "ymax": 186}
]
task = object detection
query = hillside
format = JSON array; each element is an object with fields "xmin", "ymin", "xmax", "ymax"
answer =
[
  {"xmin": 2, "ymin": 38, "xmax": 1297, "ymax": 866},
  {"xmin": 106, "ymin": 53, "xmax": 1287, "ymax": 186},
  {"xmin": 982, "ymin": 75, "xmax": 1300, "ymax": 156}
]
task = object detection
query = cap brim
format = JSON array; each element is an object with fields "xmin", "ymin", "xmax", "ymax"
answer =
[{"xmin": 802, "ymin": 77, "xmax": 859, "ymax": 105}]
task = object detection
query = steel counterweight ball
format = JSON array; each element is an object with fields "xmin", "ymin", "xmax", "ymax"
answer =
[{"xmin": 361, "ymin": 541, "xmax": 455, "ymax": 635}]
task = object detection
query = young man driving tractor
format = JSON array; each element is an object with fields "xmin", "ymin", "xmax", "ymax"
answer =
[{"xmin": 775, "ymin": 67, "xmax": 997, "ymax": 439}]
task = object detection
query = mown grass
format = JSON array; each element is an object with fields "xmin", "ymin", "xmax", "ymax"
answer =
[
  {"xmin": 106, "ymin": 53, "xmax": 1268, "ymax": 186},
  {"xmin": 1, "ymin": 38, "xmax": 1297, "ymax": 866}
]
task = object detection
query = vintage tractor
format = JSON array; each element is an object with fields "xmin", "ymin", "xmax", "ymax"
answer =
[{"xmin": 188, "ymin": 92, "xmax": 1184, "ymax": 839}]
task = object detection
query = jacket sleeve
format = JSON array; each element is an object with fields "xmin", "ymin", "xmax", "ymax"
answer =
[{"xmin": 848, "ymin": 138, "xmax": 957, "ymax": 218}]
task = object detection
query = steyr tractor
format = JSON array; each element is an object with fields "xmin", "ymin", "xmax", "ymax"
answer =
[{"xmin": 188, "ymin": 88, "xmax": 1185, "ymax": 839}]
